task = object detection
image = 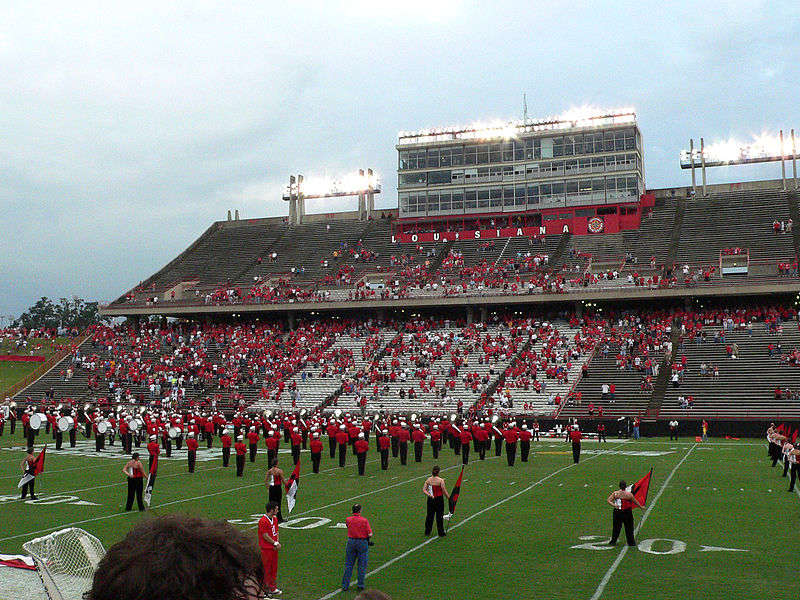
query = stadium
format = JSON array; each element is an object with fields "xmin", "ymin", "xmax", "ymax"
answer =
[{"xmin": 2, "ymin": 6, "xmax": 800, "ymax": 600}]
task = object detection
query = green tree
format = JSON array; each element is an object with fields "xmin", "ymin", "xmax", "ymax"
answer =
[{"xmin": 14, "ymin": 296, "xmax": 107, "ymax": 330}]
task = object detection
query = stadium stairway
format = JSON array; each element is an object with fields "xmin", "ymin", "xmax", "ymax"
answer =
[
  {"xmin": 550, "ymin": 231, "xmax": 572, "ymax": 270},
  {"xmin": 663, "ymin": 197, "xmax": 685, "ymax": 274},
  {"xmin": 645, "ymin": 322, "xmax": 679, "ymax": 417},
  {"xmin": 425, "ymin": 240, "xmax": 455, "ymax": 275}
]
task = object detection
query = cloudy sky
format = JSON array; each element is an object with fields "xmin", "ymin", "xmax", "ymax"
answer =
[{"xmin": 1, "ymin": 0, "xmax": 798, "ymax": 317}]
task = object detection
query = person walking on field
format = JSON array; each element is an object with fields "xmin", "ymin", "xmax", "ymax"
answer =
[
  {"xmin": 341, "ymin": 504, "xmax": 373, "ymax": 593},
  {"xmin": 123, "ymin": 452, "xmax": 145, "ymax": 511},
  {"xmin": 568, "ymin": 425, "xmax": 582, "ymax": 463},
  {"xmin": 423, "ymin": 465, "xmax": 450, "ymax": 537},
  {"xmin": 266, "ymin": 460, "xmax": 285, "ymax": 523},
  {"xmin": 607, "ymin": 480, "xmax": 644, "ymax": 546}
]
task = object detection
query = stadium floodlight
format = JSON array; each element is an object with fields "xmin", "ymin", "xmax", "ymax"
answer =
[
  {"xmin": 681, "ymin": 129, "xmax": 798, "ymax": 195},
  {"xmin": 397, "ymin": 106, "xmax": 636, "ymax": 145},
  {"xmin": 282, "ymin": 169, "xmax": 381, "ymax": 225}
]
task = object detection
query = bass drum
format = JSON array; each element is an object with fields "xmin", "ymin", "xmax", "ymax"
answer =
[
  {"xmin": 97, "ymin": 421, "xmax": 109, "ymax": 435},
  {"xmin": 29, "ymin": 413, "xmax": 48, "ymax": 431},
  {"xmin": 57, "ymin": 416, "xmax": 75, "ymax": 432},
  {"xmin": 168, "ymin": 426, "xmax": 181, "ymax": 439},
  {"xmin": 128, "ymin": 419, "xmax": 141, "ymax": 432}
]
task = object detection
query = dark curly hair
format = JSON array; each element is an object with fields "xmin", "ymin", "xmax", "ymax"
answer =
[{"xmin": 84, "ymin": 514, "xmax": 264, "ymax": 600}]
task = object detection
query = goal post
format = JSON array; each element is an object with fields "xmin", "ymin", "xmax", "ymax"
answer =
[{"xmin": 22, "ymin": 528, "xmax": 105, "ymax": 600}]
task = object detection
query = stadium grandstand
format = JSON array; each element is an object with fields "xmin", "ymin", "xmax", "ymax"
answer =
[{"xmin": 0, "ymin": 108, "xmax": 792, "ymax": 437}]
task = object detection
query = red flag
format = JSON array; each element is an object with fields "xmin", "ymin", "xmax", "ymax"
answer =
[
  {"xmin": 33, "ymin": 447, "xmax": 46, "ymax": 475},
  {"xmin": 623, "ymin": 469, "xmax": 652, "ymax": 510},
  {"xmin": 448, "ymin": 466, "xmax": 464, "ymax": 514},
  {"xmin": 285, "ymin": 461, "xmax": 300, "ymax": 513},
  {"xmin": 793, "ymin": 429, "xmax": 799, "ymax": 444}
]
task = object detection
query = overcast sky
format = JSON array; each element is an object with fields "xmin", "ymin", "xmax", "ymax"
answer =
[{"xmin": 1, "ymin": 0, "xmax": 798, "ymax": 318}]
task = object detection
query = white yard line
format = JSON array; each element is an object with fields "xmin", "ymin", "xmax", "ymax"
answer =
[
  {"xmin": 317, "ymin": 442, "xmax": 629, "ymax": 600},
  {"xmin": 589, "ymin": 443, "xmax": 697, "ymax": 600}
]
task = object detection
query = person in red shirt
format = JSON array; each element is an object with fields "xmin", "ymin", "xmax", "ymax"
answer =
[
  {"xmin": 203, "ymin": 419, "xmax": 214, "ymax": 449},
  {"xmin": 335, "ymin": 425, "xmax": 349, "ymax": 468},
  {"xmin": 503, "ymin": 424, "xmax": 520, "ymax": 466},
  {"xmin": 474, "ymin": 425, "xmax": 489, "ymax": 461},
  {"xmin": 310, "ymin": 432, "xmax": 323, "ymax": 473},
  {"xmin": 326, "ymin": 421, "xmax": 338, "ymax": 458},
  {"xmin": 290, "ymin": 427, "xmax": 302, "ymax": 466},
  {"xmin": 258, "ymin": 501, "xmax": 281, "ymax": 596},
  {"xmin": 429, "ymin": 425, "xmax": 442, "ymax": 459},
  {"xmin": 147, "ymin": 435, "xmax": 159, "ymax": 472},
  {"xmin": 397, "ymin": 424, "xmax": 410, "ymax": 466},
  {"xmin": 246, "ymin": 427, "xmax": 260, "ymax": 463},
  {"xmin": 459, "ymin": 427, "xmax": 473, "ymax": 465},
  {"xmin": 266, "ymin": 460, "xmax": 285, "ymax": 523},
  {"xmin": 265, "ymin": 429, "xmax": 279, "ymax": 466},
  {"xmin": 411, "ymin": 425, "xmax": 426, "ymax": 462},
  {"xmin": 234, "ymin": 436, "xmax": 246, "ymax": 477},
  {"xmin": 186, "ymin": 432, "xmax": 199, "ymax": 473},
  {"xmin": 423, "ymin": 466, "xmax": 450, "ymax": 538},
  {"xmin": 519, "ymin": 424, "xmax": 532, "ymax": 462},
  {"xmin": 220, "ymin": 428, "xmax": 232, "ymax": 467},
  {"xmin": 568, "ymin": 426, "xmax": 582, "ymax": 463},
  {"xmin": 597, "ymin": 422, "xmax": 607, "ymax": 443},
  {"xmin": 354, "ymin": 433, "xmax": 369, "ymax": 476},
  {"xmin": 377, "ymin": 430, "xmax": 391, "ymax": 470},
  {"xmin": 122, "ymin": 452, "xmax": 145, "ymax": 511},
  {"xmin": 340, "ymin": 504, "xmax": 373, "ymax": 592}
]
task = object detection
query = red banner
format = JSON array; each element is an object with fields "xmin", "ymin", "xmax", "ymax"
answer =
[{"xmin": 0, "ymin": 355, "xmax": 46, "ymax": 362}]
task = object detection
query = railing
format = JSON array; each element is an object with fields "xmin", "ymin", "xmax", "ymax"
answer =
[{"xmin": 4, "ymin": 334, "xmax": 90, "ymax": 399}]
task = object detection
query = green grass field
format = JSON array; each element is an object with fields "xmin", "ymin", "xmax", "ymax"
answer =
[
  {"xmin": 0, "ymin": 428, "xmax": 795, "ymax": 600},
  {"xmin": 0, "ymin": 336, "xmax": 73, "ymax": 396}
]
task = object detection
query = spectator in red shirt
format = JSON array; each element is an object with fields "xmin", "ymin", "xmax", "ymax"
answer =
[
  {"xmin": 341, "ymin": 504, "xmax": 373, "ymax": 592},
  {"xmin": 258, "ymin": 501, "xmax": 281, "ymax": 596}
]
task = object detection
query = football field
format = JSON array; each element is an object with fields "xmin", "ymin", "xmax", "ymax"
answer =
[{"xmin": 0, "ymin": 430, "xmax": 796, "ymax": 600}]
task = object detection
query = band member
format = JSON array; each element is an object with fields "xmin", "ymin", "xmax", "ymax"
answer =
[
  {"xmin": 147, "ymin": 435, "xmax": 160, "ymax": 472},
  {"xmin": 265, "ymin": 430, "xmax": 279, "ymax": 466},
  {"xmin": 459, "ymin": 426, "xmax": 473, "ymax": 465},
  {"xmin": 390, "ymin": 420, "xmax": 400, "ymax": 458},
  {"xmin": 397, "ymin": 424, "xmax": 410, "ymax": 466},
  {"xmin": 310, "ymin": 432, "xmax": 323, "ymax": 473},
  {"xmin": 162, "ymin": 427, "xmax": 172, "ymax": 457},
  {"xmin": 221, "ymin": 428, "xmax": 232, "ymax": 467},
  {"xmin": 787, "ymin": 446, "xmax": 800, "ymax": 492},
  {"xmin": 55, "ymin": 419, "xmax": 64, "ymax": 450},
  {"xmin": 503, "ymin": 423, "xmax": 519, "ymax": 466},
  {"xmin": 327, "ymin": 421, "xmax": 338, "ymax": 458},
  {"xmin": 423, "ymin": 466, "xmax": 450, "ymax": 538},
  {"xmin": 20, "ymin": 447, "xmax": 38, "ymax": 500},
  {"xmin": 493, "ymin": 426, "xmax": 503, "ymax": 456},
  {"xmin": 235, "ymin": 435, "xmax": 247, "ymax": 477},
  {"xmin": 266, "ymin": 460, "xmax": 285, "ymax": 523},
  {"xmin": 378, "ymin": 429, "xmax": 390, "ymax": 470},
  {"xmin": 412, "ymin": 425, "xmax": 426, "ymax": 463},
  {"xmin": 355, "ymin": 433, "xmax": 369, "ymax": 476},
  {"xmin": 336, "ymin": 425, "xmax": 349, "ymax": 468},
  {"xmin": 668, "ymin": 419, "xmax": 678, "ymax": 441},
  {"xmin": 69, "ymin": 412, "xmax": 77, "ymax": 447},
  {"xmin": 568, "ymin": 426, "xmax": 582, "ymax": 463},
  {"xmin": 290, "ymin": 427, "xmax": 302, "ymax": 466},
  {"xmin": 598, "ymin": 422, "xmax": 607, "ymax": 443},
  {"xmin": 532, "ymin": 420, "xmax": 540, "ymax": 442},
  {"xmin": 186, "ymin": 432, "xmax": 199, "ymax": 473},
  {"xmin": 607, "ymin": 480, "xmax": 644, "ymax": 546},
  {"xmin": 430, "ymin": 425, "xmax": 441, "ymax": 459},
  {"xmin": 782, "ymin": 439, "xmax": 794, "ymax": 477},
  {"xmin": 474, "ymin": 424, "xmax": 489, "ymax": 460},
  {"xmin": 258, "ymin": 501, "xmax": 282, "ymax": 597},
  {"xmin": 519, "ymin": 424, "xmax": 532, "ymax": 462},
  {"xmin": 123, "ymin": 452, "xmax": 145, "ymax": 511},
  {"xmin": 247, "ymin": 427, "xmax": 260, "ymax": 463}
]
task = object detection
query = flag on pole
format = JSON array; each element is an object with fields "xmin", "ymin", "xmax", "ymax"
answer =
[
  {"xmin": 623, "ymin": 468, "xmax": 652, "ymax": 509},
  {"xmin": 285, "ymin": 461, "xmax": 300, "ymax": 514},
  {"xmin": 448, "ymin": 466, "xmax": 464, "ymax": 515},
  {"xmin": 143, "ymin": 455, "xmax": 158, "ymax": 507},
  {"xmin": 17, "ymin": 447, "xmax": 46, "ymax": 489}
]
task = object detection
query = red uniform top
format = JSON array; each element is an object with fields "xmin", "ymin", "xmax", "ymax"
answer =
[
  {"xmin": 221, "ymin": 434, "xmax": 232, "ymax": 448},
  {"xmin": 568, "ymin": 430, "xmax": 582, "ymax": 443},
  {"xmin": 247, "ymin": 431, "xmax": 260, "ymax": 445},
  {"xmin": 411, "ymin": 429, "xmax": 426, "ymax": 443},
  {"xmin": 430, "ymin": 429, "xmax": 442, "ymax": 442},
  {"xmin": 474, "ymin": 428, "xmax": 489, "ymax": 443},
  {"xmin": 503, "ymin": 428, "xmax": 520, "ymax": 443},
  {"xmin": 310, "ymin": 439, "xmax": 323, "ymax": 453},
  {"xmin": 348, "ymin": 426, "xmax": 360, "ymax": 441},
  {"xmin": 345, "ymin": 513, "xmax": 372, "ymax": 539},
  {"xmin": 378, "ymin": 435, "xmax": 391, "ymax": 450},
  {"xmin": 258, "ymin": 514, "xmax": 279, "ymax": 551},
  {"xmin": 186, "ymin": 438, "xmax": 199, "ymax": 451},
  {"xmin": 335, "ymin": 431, "xmax": 349, "ymax": 445},
  {"xmin": 290, "ymin": 432, "xmax": 302, "ymax": 446},
  {"xmin": 459, "ymin": 430, "xmax": 473, "ymax": 444},
  {"xmin": 147, "ymin": 441, "xmax": 160, "ymax": 457},
  {"xmin": 235, "ymin": 442, "xmax": 247, "ymax": 456},
  {"xmin": 326, "ymin": 423, "xmax": 338, "ymax": 438},
  {"xmin": 265, "ymin": 436, "xmax": 279, "ymax": 450},
  {"xmin": 354, "ymin": 439, "xmax": 369, "ymax": 454},
  {"xmin": 519, "ymin": 429, "xmax": 532, "ymax": 442},
  {"xmin": 397, "ymin": 429, "xmax": 411, "ymax": 443}
]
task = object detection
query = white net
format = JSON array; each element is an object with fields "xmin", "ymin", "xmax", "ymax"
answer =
[{"xmin": 22, "ymin": 528, "xmax": 106, "ymax": 600}]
